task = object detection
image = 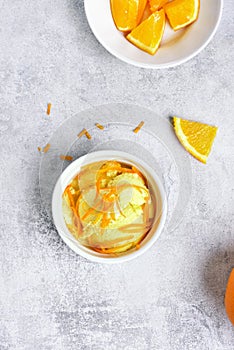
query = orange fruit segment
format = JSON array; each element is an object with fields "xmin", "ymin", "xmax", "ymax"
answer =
[
  {"xmin": 225, "ymin": 269, "xmax": 234, "ymax": 325},
  {"xmin": 137, "ymin": 0, "xmax": 148, "ymax": 23},
  {"xmin": 141, "ymin": 1, "xmax": 152, "ymax": 22},
  {"xmin": 110, "ymin": 0, "xmax": 147, "ymax": 32},
  {"xmin": 164, "ymin": 0, "xmax": 200, "ymax": 31},
  {"xmin": 149, "ymin": 0, "xmax": 169, "ymax": 12},
  {"xmin": 127, "ymin": 9, "xmax": 165, "ymax": 55},
  {"xmin": 173, "ymin": 117, "xmax": 218, "ymax": 164}
]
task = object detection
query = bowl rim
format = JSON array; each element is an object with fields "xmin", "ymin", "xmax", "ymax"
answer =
[
  {"xmin": 52, "ymin": 150, "xmax": 167, "ymax": 263},
  {"xmin": 84, "ymin": 0, "xmax": 223, "ymax": 69}
]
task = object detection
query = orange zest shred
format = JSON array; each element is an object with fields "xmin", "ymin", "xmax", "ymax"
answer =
[
  {"xmin": 96, "ymin": 176, "xmax": 104, "ymax": 194},
  {"xmin": 136, "ymin": 243, "xmax": 141, "ymax": 250},
  {"xmin": 81, "ymin": 207, "xmax": 95, "ymax": 221},
  {"xmin": 38, "ymin": 147, "xmax": 41, "ymax": 152},
  {"xmin": 92, "ymin": 212, "xmax": 103, "ymax": 225},
  {"xmin": 101, "ymin": 213, "xmax": 110, "ymax": 228},
  {"xmin": 71, "ymin": 208, "xmax": 82, "ymax": 236},
  {"xmin": 81, "ymin": 198, "xmax": 103, "ymax": 221},
  {"xmin": 60, "ymin": 155, "xmax": 73, "ymax": 161},
  {"xmin": 101, "ymin": 184, "xmax": 147, "ymax": 197},
  {"xmin": 103, "ymin": 190, "xmax": 116, "ymax": 202},
  {"xmin": 133, "ymin": 121, "xmax": 144, "ymax": 133},
  {"xmin": 77, "ymin": 128, "xmax": 92, "ymax": 140},
  {"xmin": 65, "ymin": 186, "xmax": 76, "ymax": 208},
  {"xmin": 95, "ymin": 123, "xmax": 105, "ymax": 130},
  {"xmin": 94, "ymin": 243, "xmax": 133, "ymax": 254},
  {"xmin": 116, "ymin": 198, "xmax": 126, "ymax": 217},
  {"xmin": 103, "ymin": 202, "xmax": 114, "ymax": 212},
  {"xmin": 98, "ymin": 165, "xmax": 135, "ymax": 174},
  {"xmin": 119, "ymin": 223, "xmax": 151, "ymax": 233},
  {"xmin": 85, "ymin": 130, "xmax": 92, "ymax": 140},
  {"xmin": 47, "ymin": 103, "xmax": 51, "ymax": 115},
  {"xmin": 43, "ymin": 143, "xmax": 51, "ymax": 153},
  {"xmin": 110, "ymin": 212, "xmax": 116, "ymax": 221},
  {"xmin": 75, "ymin": 194, "xmax": 83, "ymax": 216},
  {"xmin": 81, "ymin": 204, "xmax": 95, "ymax": 221},
  {"xmin": 77, "ymin": 129, "xmax": 86, "ymax": 138}
]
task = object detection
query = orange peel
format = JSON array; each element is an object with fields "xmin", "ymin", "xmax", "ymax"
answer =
[{"xmin": 225, "ymin": 269, "xmax": 234, "ymax": 325}]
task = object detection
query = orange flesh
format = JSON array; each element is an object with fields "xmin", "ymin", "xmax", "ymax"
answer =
[
  {"xmin": 164, "ymin": 0, "xmax": 200, "ymax": 31},
  {"xmin": 110, "ymin": 0, "xmax": 200, "ymax": 56},
  {"xmin": 173, "ymin": 117, "xmax": 218, "ymax": 164},
  {"xmin": 149, "ymin": 0, "xmax": 169, "ymax": 12},
  {"xmin": 127, "ymin": 9, "xmax": 166, "ymax": 55},
  {"xmin": 111, "ymin": 0, "xmax": 147, "ymax": 32}
]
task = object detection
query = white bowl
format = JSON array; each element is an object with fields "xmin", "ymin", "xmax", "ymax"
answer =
[
  {"xmin": 84, "ymin": 0, "xmax": 223, "ymax": 69},
  {"xmin": 52, "ymin": 151, "xmax": 167, "ymax": 263}
]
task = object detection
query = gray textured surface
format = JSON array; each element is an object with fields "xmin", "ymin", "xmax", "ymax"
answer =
[{"xmin": 0, "ymin": 0, "xmax": 234, "ymax": 349}]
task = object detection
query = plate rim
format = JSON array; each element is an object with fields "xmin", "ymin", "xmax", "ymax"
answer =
[{"xmin": 39, "ymin": 103, "xmax": 192, "ymax": 234}]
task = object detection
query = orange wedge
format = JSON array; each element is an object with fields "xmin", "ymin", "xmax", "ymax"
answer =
[
  {"xmin": 149, "ymin": 0, "xmax": 169, "ymax": 12},
  {"xmin": 225, "ymin": 269, "xmax": 234, "ymax": 325},
  {"xmin": 141, "ymin": 1, "xmax": 152, "ymax": 22},
  {"xmin": 110, "ymin": 0, "xmax": 147, "ymax": 32},
  {"xmin": 127, "ymin": 9, "xmax": 165, "ymax": 55},
  {"xmin": 137, "ymin": 0, "xmax": 148, "ymax": 23},
  {"xmin": 164, "ymin": 0, "xmax": 200, "ymax": 31},
  {"xmin": 173, "ymin": 117, "xmax": 218, "ymax": 164}
]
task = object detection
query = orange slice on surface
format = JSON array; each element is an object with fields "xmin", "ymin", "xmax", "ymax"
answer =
[
  {"xmin": 225, "ymin": 269, "xmax": 234, "ymax": 325},
  {"xmin": 149, "ymin": 0, "xmax": 169, "ymax": 12},
  {"xmin": 164, "ymin": 0, "xmax": 200, "ymax": 31},
  {"xmin": 127, "ymin": 9, "xmax": 165, "ymax": 55},
  {"xmin": 110, "ymin": 0, "xmax": 147, "ymax": 32},
  {"xmin": 173, "ymin": 117, "xmax": 218, "ymax": 164}
]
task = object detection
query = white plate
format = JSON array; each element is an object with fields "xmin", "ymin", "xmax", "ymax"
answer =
[
  {"xmin": 84, "ymin": 0, "xmax": 223, "ymax": 69},
  {"xmin": 39, "ymin": 104, "xmax": 192, "ymax": 234}
]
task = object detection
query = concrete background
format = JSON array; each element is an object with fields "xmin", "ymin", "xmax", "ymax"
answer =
[{"xmin": 0, "ymin": 0, "xmax": 234, "ymax": 349}]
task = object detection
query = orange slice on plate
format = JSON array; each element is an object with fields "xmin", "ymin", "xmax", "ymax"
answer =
[
  {"xmin": 141, "ymin": 1, "xmax": 152, "ymax": 22},
  {"xmin": 173, "ymin": 117, "xmax": 218, "ymax": 164},
  {"xmin": 164, "ymin": 0, "xmax": 200, "ymax": 31},
  {"xmin": 149, "ymin": 0, "xmax": 169, "ymax": 12},
  {"xmin": 110, "ymin": 0, "xmax": 147, "ymax": 32},
  {"xmin": 127, "ymin": 9, "xmax": 166, "ymax": 55},
  {"xmin": 225, "ymin": 269, "xmax": 234, "ymax": 325},
  {"xmin": 137, "ymin": 0, "xmax": 148, "ymax": 22}
]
